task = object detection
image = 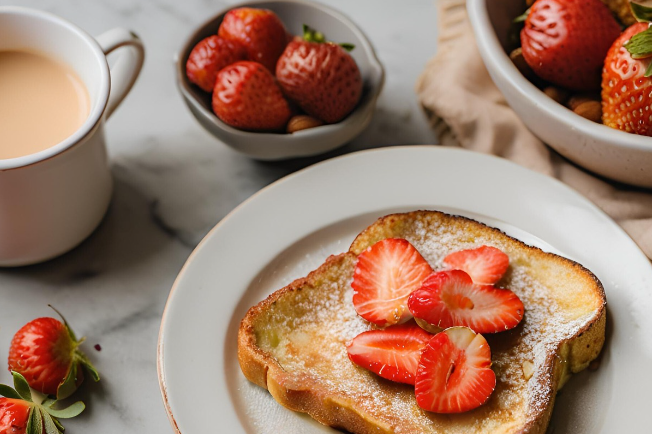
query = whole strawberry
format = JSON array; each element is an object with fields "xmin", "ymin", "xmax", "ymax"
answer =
[
  {"xmin": 8, "ymin": 308, "xmax": 99, "ymax": 400},
  {"xmin": 0, "ymin": 371, "xmax": 85, "ymax": 434},
  {"xmin": 276, "ymin": 26, "xmax": 362, "ymax": 124},
  {"xmin": 602, "ymin": 3, "xmax": 652, "ymax": 135},
  {"xmin": 520, "ymin": 0, "xmax": 620, "ymax": 91},
  {"xmin": 212, "ymin": 61, "xmax": 291, "ymax": 131},
  {"xmin": 186, "ymin": 35, "xmax": 246, "ymax": 92},
  {"xmin": 218, "ymin": 8, "xmax": 288, "ymax": 72}
]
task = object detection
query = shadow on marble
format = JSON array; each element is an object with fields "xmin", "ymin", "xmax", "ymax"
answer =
[{"xmin": 0, "ymin": 174, "xmax": 177, "ymax": 285}]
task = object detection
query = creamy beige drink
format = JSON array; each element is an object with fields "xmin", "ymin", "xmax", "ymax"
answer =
[{"xmin": 0, "ymin": 50, "xmax": 90, "ymax": 159}]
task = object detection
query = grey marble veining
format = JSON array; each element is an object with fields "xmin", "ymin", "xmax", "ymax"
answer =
[{"xmin": 1, "ymin": 0, "xmax": 438, "ymax": 431}]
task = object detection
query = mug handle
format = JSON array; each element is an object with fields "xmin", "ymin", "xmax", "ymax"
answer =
[{"xmin": 95, "ymin": 28, "xmax": 145, "ymax": 119}]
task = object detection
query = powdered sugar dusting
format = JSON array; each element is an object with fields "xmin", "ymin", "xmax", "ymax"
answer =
[{"xmin": 254, "ymin": 215, "xmax": 600, "ymax": 432}]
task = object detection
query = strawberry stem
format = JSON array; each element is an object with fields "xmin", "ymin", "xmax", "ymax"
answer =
[
  {"xmin": 302, "ymin": 24, "xmax": 355, "ymax": 51},
  {"xmin": 48, "ymin": 305, "xmax": 78, "ymax": 342},
  {"xmin": 302, "ymin": 24, "xmax": 326, "ymax": 43},
  {"xmin": 513, "ymin": 7, "xmax": 530, "ymax": 23}
]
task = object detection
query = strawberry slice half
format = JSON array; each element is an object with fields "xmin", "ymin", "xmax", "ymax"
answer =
[
  {"xmin": 352, "ymin": 238, "xmax": 432, "ymax": 326},
  {"xmin": 415, "ymin": 327, "xmax": 496, "ymax": 413},
  {"xmin": 346, "ymin": 322, "xmax": 433, "ymax": 385},
  {"xmin": 443, "ymin": 245, "xmax": 509, "ymax": 285},
  {"xmin": 408, "ymin": 270, "xmax": 524, "ymax": 334}
]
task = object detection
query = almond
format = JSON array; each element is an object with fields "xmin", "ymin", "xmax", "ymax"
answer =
[
  {"xmin": 286, "ymin": 115, "xmax": 324, "ymax": 133},
  {"xmin": 509, "ymin": 47, "xmax": 536, "ymax": 81},
  {"xmin": 543, "ymin": 86, "xmax": 569, "ymax": 105},
  {"xmin": 574, "ymin": 101, "xmax": 602, "ymax": 123}
]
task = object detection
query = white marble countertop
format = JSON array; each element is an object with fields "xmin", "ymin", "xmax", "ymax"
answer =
[{"xmin": 0, "ymin": 0, "xmax": 438, "ymax": 431}]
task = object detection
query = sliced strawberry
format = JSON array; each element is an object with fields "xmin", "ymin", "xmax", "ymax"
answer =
[
  {"xmin": 415, "ymin": 327, "xmax": 496, "ymax": 413},
  {"xmin": 408, "ymin": 270, "xmax": 524, "ymax": 334},
  {"xmin": 352, "ymin": 238, "xmax": 433, "ymax": 327},
  {"xmin": 443, "ymin": 245, "xmax": 509, "ymax": 285},
  {"xmin": 346, "ymin": 322, "xmax": 433, "ymax": 385}
]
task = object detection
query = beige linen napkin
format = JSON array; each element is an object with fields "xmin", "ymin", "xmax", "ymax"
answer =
[{"xmin": 417, "ymin": 0, "xmax": 652, "ymax": 259}]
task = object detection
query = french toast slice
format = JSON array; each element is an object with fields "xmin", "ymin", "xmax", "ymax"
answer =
[{"xmin": 238, "ymin": 211, "xmax": 606, "ymax": 434}]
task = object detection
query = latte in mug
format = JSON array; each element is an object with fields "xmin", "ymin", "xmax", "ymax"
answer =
[{"xmin": 0, "ymin": 50, "xmax": 90, "ymax": 159}]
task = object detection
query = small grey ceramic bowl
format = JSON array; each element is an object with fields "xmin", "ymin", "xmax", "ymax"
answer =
[
  {"xmin": 468, "ymin": 0, "xmax": 652, "ymax": 188},
  {"xmin": 176, "ymin": 0, "xmax": 384, "ymax": 160}
]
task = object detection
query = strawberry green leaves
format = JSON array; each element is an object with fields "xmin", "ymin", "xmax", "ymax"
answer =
[
  {"xmin": 302, "ymin": 24, "xmax": 355, "ymax": 52},
  {"xmin": 56, "ymin": 361, "xmax": 79, "ymax": 402},
  {"xmin": 42, "ymin": 402, "xmax": 85, "ymax": 419},
  {"xmin": 12, "ymin": 371, "xmax": 33, "ymax": 402},
  {"xmin": 513, "ymin": 7, "xmax": 530, "ymax": 23},
  {"xmin": 75, "ymin": 351, "xmax": 100, "ymax": 383},
  {"xmin": 624, "ymin": 3, "xmax": 652, "ymax": 76},
  {"xmin": 1, "ymin": 372, "xmax": 86, "ymax": 434},
  {"xmin": 303, "ymin": 24, "xmax": 326, "ymax": 43},
  {"xmin": 47, "ymin": 305, "xmax": 100, "ymax": 399},
  {"xmin": 631, "ymin": 2, "xmax": 652, "ymax": 22},
  {"xmin": 624, "ymin": 27, "xmax": 652, "ymax": 58},
  {"xmin": 41, "ymin": 409, "xmax": 59, "ymax": 434},
  {"xmin": 0, "ymin": 383, "xmax": 21, "ymax": 400},
  {"xmin": 27, "ymin": 407, "xmax": 42, "ymax": 434}
]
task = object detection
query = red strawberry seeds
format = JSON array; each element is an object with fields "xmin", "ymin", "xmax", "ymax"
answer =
[
  {"xmin": 351, "ymin": 238, "xmax": 432, "ymax": 327},
  {"xmin": 346, "ymin": 322, "xmax": 432, "ymax": 385}
]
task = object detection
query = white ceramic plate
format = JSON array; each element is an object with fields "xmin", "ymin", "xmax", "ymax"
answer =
[{"xmin": 158, "ymin": 146, "xmax": 652, "ymax": 434}]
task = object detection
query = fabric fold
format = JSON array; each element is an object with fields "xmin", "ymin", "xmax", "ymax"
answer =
[{"xmin": 417, "ymin": 0, "xmax": 652, "ymax": 259}]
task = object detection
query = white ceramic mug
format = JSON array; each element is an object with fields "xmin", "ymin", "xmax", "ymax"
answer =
[{"xmin": 0, "ymin": 7, "xmax": 144, "ymax": 266}]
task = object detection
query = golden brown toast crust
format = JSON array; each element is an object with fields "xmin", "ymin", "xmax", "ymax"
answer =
[{"xmin": 238, "ymin": 211, "xmax": 606, "ymax": 434}]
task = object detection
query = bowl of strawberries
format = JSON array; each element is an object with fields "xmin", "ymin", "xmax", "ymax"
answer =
[
  {"xmin": 468, "ymin": 0, "xmax": 652, "ymax": 188},
  {"xmin": 176, "ymin": 0, "xmax": 384, "ymax": 160}
]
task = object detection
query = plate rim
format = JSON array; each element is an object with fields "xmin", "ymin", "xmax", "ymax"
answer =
[{"xmin": 157, "ymin": 145, "xmax": 652, "ymax": 434}]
